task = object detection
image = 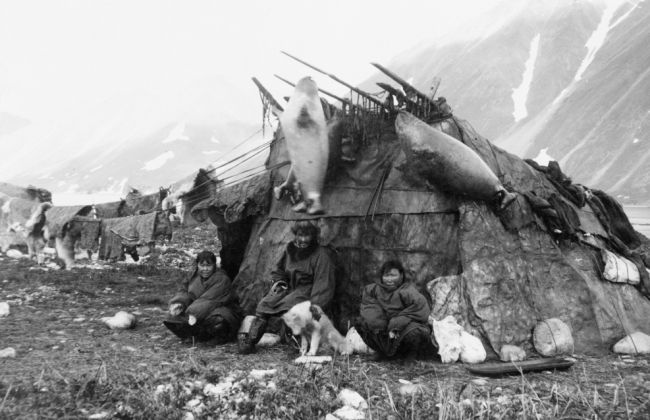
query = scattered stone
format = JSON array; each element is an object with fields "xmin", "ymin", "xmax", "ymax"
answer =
[
  {"xmin": 294, "ymin": 355, "xmax": 332, "ymax": 365},
  {"xmin": 122, "ymin": 346, "xmax": 137, "ymax": 352},
  {"xmin": 249, "ymin": 369, "xmax": 276, "ymax": 380},
  {"xmin": 329, "ymin": 406, "xmax": 366, "ymax": 420},
  {"xmin": 0, "ymin": 302, "xmax": 9, "ymax": 317},
  {"xmin": 88, "ymin": 412, "xmax": 110, "ymax": 420},
  {"xmin": 533, "ymin": 318, "xmax": 574, "ymax": 356},
  {"xmin": 101, "ymin": 311, "xmax": 136, "ymax": 329},
  {"xmin": 338, "ymin": 389, "xmax": 368, "ymax": 410},
  {"xmin": 472, "ymin": 378, "xmax": 488, "ymax": 387},
  {"xmin": 154, "ymin": 383, "xmax": 173, "ymax": 399},
  {"xmin": 0, "ymin": 347, "xmax": 16, "ymax": 358},
  {"xmin": 399, "ymin": 381, "xmax": 424, "ymax": 395},
  {"xmin": 73, "ymin": 317, "xmax": 85, "ymax": 322},
  {"xmin": 6, "ymin": 249, "xmax": 26, "ymax": 259},
  {"xmin": 500, "ymin": 344, "xmax": 526, "ymax": 362},
  {"xmin": 613, "ymin": 332, "xmax": 650, "ymax": 354}
]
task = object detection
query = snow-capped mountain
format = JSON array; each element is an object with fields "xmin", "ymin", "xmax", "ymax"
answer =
[
  {"xmin": 0, "ymin": 74, "xmax": 269, "ymax": 200},
  {"xmin": 363, "ymin": 0, "xmax": 649, "ymax": 204}
]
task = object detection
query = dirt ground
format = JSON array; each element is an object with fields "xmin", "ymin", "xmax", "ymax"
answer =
[{"xmin": 1, "ymin": 224, "xmax": 649, "ymax": 419}]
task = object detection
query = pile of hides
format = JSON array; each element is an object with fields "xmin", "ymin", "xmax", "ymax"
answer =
[
  {"xmin": 45, "ymin": 205, "xmax": 93, "ymax": 238},
  {"xmin": 191, "ymin": 173, "xmax": 271, "ymax": 224},
  {"xmin": 99, "ymin": 213, "xmax": 158, "ymax": 260},
  {"xmin": 70, "ymin": 216, "xmax": 102, "ymax": 250},
  {"xmin": 123, "ymin": 189, "xmax": 164, "ymax": 215},
  {"xmin": 94, "ymin": 200, "xmax": 124, "ymax": 218}
]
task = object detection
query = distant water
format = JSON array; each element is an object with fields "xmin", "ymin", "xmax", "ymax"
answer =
[{"xmin": 625, "ymin": 206, "xmax": 650, "ymax": 238}]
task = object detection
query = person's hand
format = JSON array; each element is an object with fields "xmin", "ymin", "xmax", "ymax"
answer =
[
  {"xmin": 389, "ymin": 330, "xmax": 399, "ymax": 340},
  {"xmin": 188, "ymin": 315, "xmax": 197, "ymax": 326},
  {"xmin": 169, "ymin": 303, "xmax": 183, "ymax": 316}
]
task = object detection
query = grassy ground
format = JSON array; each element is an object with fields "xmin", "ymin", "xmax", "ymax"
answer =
[{"xmin": 1, "ymin": 224, "xmax": 649, "ymax": 419}]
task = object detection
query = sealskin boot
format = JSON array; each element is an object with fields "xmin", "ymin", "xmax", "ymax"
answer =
[{"xmin": 237, "ymin": 317, "xmax": 267, "ymax": 354}]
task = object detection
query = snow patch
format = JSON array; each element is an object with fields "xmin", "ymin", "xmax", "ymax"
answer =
[
  {"xmin": 533, "ymin": 148, "xmax": 555, "ymax": 166},
  {"xmin": 143, "ymin": 151, "xmax": 175, "ymax": 171},
  {"xmin": 632, "ymin": 138, "xmax": 640, "ymax": 144},
  {"xmin": 89, "ymin": 165, "xmax": 103, "ymax": 173},
  {"xmin": 202, "ymin": 150, "xmax": 219, "ymax": 155},
  {"xmin": 574, "ymin": 2, "xmax": 620, "ymax": 82},
  {"xmin": 210, "ymin": 136, "xmax": 220, "ymax": 144},
  {"xmin": 512, "ymin": 33, "xmax": 540, "ymax": 122},
  {"xmin": 553, "ymin": 0, "xmax": 634, "ymax": 105},
  {"xmin": 162, "ymin": 122, "xmax": 189, "ymax": 144}
]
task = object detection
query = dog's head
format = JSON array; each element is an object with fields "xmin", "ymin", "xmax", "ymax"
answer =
[{"xmin": 282, "ymin": 301, "xmax": 314, "ymax": 335}]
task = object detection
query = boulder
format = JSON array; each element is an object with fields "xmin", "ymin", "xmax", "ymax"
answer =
[
  {"xmin": 533, "ymin": 318, "xmax": 574, "ymax": 356},
  {"xmin": 500, "ymin": 344, "xmax": 526, "ymax": 362},
  {"xmin": 612, "ymin": 332, "xmax": 650, "ymax": 354}
]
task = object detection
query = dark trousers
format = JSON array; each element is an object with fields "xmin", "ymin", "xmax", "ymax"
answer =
[
  {"xmin": 163, "ymin": 314, "xmax": 232, "ymax": 343},
  {"xmin": 355, "ymin": 320, "xmax": 436, "ymax": 359}
]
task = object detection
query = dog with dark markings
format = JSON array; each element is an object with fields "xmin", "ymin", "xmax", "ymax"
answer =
[{"xmin": 282, "ymin": 301, "xmax": 352, "ymax": 356}]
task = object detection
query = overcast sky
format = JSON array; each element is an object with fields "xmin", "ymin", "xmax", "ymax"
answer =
[{"xmin": 0, "ymin": 0, "xmax": 510, "ymax": 124}]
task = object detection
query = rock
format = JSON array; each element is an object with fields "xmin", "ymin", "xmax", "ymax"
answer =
[
  {"xmin": 257, "ymin": 333, "xmax": 281, "ymax": 347},
  {"xmin": 399, "ymin": 382, "xmax": 424, "ymax": 395},
  {"xmin": 500, "ymin": 344, "xmax": 526, "ymax": 362},
  {"xmin": 472, "ymin": 379, "xmax": 488, "ymax": 386},
  {"xmin": 101, "ymin": 311, "xmax": 136, "ymax": 330},
  {"xmin": 329, "ymin": 406, "xmax": 366, "ymax": 420},
  {"xmin": 613, "ymin": 332, "xmax": 650, "ymax": 354},
  {"xmin": 249, "ymin": 369, "xmax": 276, "ymax": 380},
  {"xmin": 294, "ymin": 355, "xmax": 332, "ymax": 365},
  {"xmin": 0, "ymin": 347, "xmax": 16, "ymax": 358},
  {"xmin": 338, "ymin": 389, "xmax": 368, "ymax": 410},
  {"xmin": 6, "ymin": 249, "xmax": 26, "ymax": 259},
  {"xmin": 88, "ymin": 412, "xmax": 110, "ymax": 420},
  {"xmin": 533, "ymin": 318, "xmax": 574, "ymax": 356},
  {"xmin": 459, "ymin": 331, "xmax": 486, "ymax": 364},
  {"xmin": 0, "ymin": 302, "xmax": 9, "ymax": 317}
]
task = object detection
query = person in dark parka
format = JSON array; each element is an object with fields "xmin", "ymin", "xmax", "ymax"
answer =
[
  {"xmin": 164, "ymin": 250, "xmax": 242, "ymax": 343},
  {"xmin": 356, "ymin": 260, "xmax": 435, "ymax": 360},
  {"xmin": 238, "ymin": 220, "xmax": 337, "ymax": 354}
]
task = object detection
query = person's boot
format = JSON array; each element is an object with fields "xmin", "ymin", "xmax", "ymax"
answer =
[{"xmin": 238, "ymin": 316, "xmax": 267, "ymax": 354}]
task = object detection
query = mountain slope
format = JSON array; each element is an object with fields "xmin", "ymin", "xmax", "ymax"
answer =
[{"xmin": 363, "ymin": 0, "xmax": 649, "ymax": 203}]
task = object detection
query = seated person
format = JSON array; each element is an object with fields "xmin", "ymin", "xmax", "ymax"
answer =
[
  {"xmin": 238, "ymin": 220, "xmax": 337, "ymax": 354},
  {"xmin": 355, "ymin": 260, "xmax": 435, "ymax": 360},
  {"xmin": 164, "ymin": 250, "xmax": 242, "ymax": 343}
]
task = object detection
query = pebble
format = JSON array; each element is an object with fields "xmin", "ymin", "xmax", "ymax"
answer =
[{"xmin": 0, "ymin": 347, "xmax": 16, "ymax": 358}]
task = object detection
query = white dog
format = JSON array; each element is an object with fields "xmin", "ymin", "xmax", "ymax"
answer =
[{"xmin": 282, "ymin": 301, "xmax": 352, "ymax": 356}]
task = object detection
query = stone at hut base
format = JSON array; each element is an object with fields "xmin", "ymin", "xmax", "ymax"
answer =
[
  {"xmin": 613, "ymin": 332, "xmax": 650, "ymax": 354},
  {"xmin": 533, "ymin": 318, "xmax": 574, "ymax": 356},
  {"xmin": 500, "ymin": 344, "xmax": 526, "ymax": 362}
]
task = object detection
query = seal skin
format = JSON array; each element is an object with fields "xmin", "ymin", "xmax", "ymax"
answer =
[
  {"xmin": 279, "ymin": 77, "xmax": 329, "ymax": 215},
  {"xmin": 395, "ymin": 110, "xmax": 513, "ymax": 206}
]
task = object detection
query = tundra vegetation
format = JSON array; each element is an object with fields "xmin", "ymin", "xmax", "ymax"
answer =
[{"xmin": 1, "ymin": 224, "xmax": 649, "ymax": 419}]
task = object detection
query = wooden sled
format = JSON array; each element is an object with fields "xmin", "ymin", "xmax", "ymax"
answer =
[{"xmin": 465, "ymin": 358, "xmax": 574, "ymax": 377}]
